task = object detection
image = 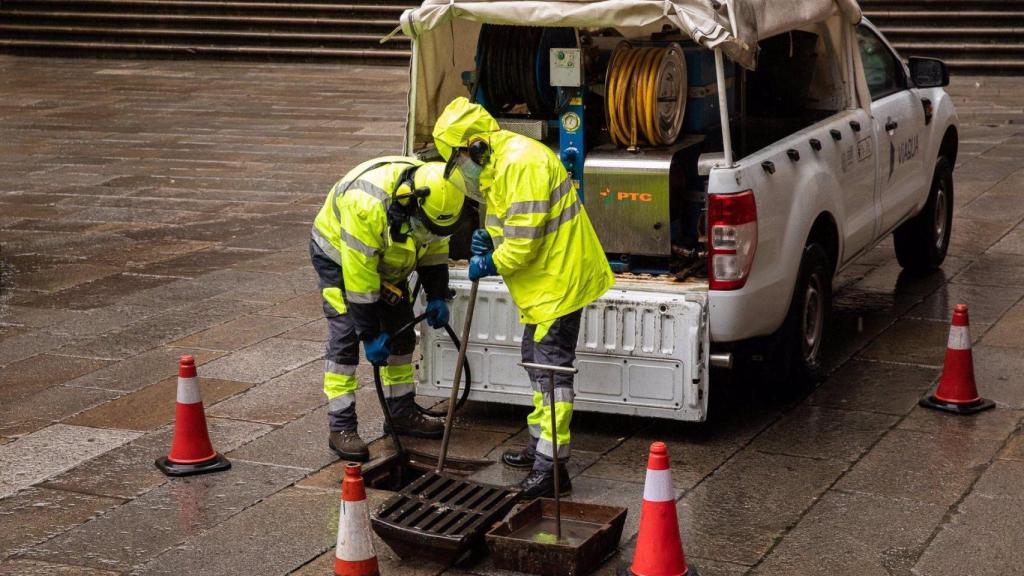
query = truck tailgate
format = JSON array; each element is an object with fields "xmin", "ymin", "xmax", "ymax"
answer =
[{"xmin": 417, "ymin": 272, "xmax": 710, "ymax": 422}]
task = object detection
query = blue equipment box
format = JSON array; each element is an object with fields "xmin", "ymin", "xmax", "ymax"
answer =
[{"xmin": 683, "ymin": 47, "xmax": 735, "ymax": 134}]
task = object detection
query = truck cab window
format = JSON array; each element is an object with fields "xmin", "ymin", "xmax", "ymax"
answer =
[{"xmin": 856, "ymin": 25, "xmax": 907, "ymax": 101}]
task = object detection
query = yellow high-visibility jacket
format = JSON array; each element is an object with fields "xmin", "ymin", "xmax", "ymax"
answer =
[
  {"xmin": 311, "ymin": 156, "xmax": 449, "ymax": 336},
  {"xmin": 481, "ymin": 131, "xmax": 614, "ymax": 324}
]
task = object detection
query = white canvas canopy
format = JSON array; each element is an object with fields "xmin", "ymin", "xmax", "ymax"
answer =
[{"xmin": 399, "ymin": 0, "xmax": 864, "ymax": 146}]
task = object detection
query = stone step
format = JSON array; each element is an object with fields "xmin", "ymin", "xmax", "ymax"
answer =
[
  {"xmin": 0, "ymin": 23, "xmax": 410, "ymax": 49},
  {"xmin": 865, "ymin": 10, "xmax": 1024, "ymax": 26},
  {"xmin": 0, "ymin": 10, "xmax": 401, "ymax": 33},
  {"xmin": 2, "ymin": 0, "xmax": 414, "ymax": 18},
  {"xmin": 0, "ymin": 37, "xmax": 410, "ymax": 61}
]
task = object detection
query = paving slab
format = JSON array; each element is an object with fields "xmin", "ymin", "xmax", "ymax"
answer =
[
  {"xmin": 807, "ymin": 359, "xmax": 939, "ymax": 415},
  {"xmin": 0, "ymin": 487, "xmax": 123, "ymax": 560},
  {"xmin": 0, "ymin": 329, "xmax": 67, "ymax": 365},
  {"xmin": 132, "ymin": 246, "xmax": 266, "ymax": 278},
  {"xmin": 970, "ymin": 345, "xmax": 1024, "ymax": 408},
  {"xmin": 41, "ymin": 417, "xmax": 272, "ymax": 500},
  {"xmin": 907, "ymin": 282, "xmax": 1024, "ymax": 325},
  {"xmin": 677, "ymin": 450, "xmax": 848, "ymax": 566},
  {"xmin": 752, "ymin": 405, "xmax": 898, "ymax": 462},
  {"xmin": 0, "ymin": 354, "xmax": 110, "ymax": 405},
  {"xmin": 66, "ymin": 377, "xmax": 252, "ymax": 431},
  {"xmin": 999, "ymin": 431, "xmax": 1024, "ymax": 461},
  {"xmin": 857, "ymin": 318, "xmax": 957, "ymax": 367},
  {"xmin": 947, "ymin": 217, "xmax": 1017, "ymax": 258},
  {"xmin": 227, "ymin": 405, "xmax": 337, "ymax": 471},
  {"xmin": 131, "ymin": 486, "xmax": 336, "ymax": 576},
  {"xmin": 987, "ymin": 227, "xmax": 1024, "ymax": 256},
  {"xmin": 898, "ymin": 406, "xmax": 1023, "ymax": 441},
  {"xmin": 208, "ymin": 360, "xmax": 324, "ymax": 426},
  {"xmin": 56, "ymin": 299, "xmax": 265, "ymax": 360},
  {"xmin": 981, "ymin": 298, "xmax": 1024, "ymax": 349},
  {"xmin": 63, "ymin": 347, "xmax": 225, "ymax": 393},
  {"xmin": 972, "ymin": 459, "xmax": 1024, "ymax": 498},
  {"xmin": 583, "ymin": 401, "xmax": 781, "ymax": 490},
  {"xmin": 953, "ymin": 252, "xmax": 1024, "ymax": 288},
  {"xmin": 751, "ymin": 490, "xmax": 947, "ymax": 576},
  {"xmin": 0, "ymin": 424, "xmax": 140, "ymax": 499},
  {"xmin": 0, "ymin": 384, "xmax": 120, "ymax": 438},
  {"xmin": 0, "ymin": 560, "xmax": 121, "ymax": 576},
  {"xmin": 19, "ymin": 273, "xmax": 176, "ymax": 311},
  {"xmin": 232, "ymin": 250, "xmax": 311, "ymax": 275},
  {"xmin": 853, "ymin": 258, "xmax": 967, "ymax": 297},
  {"xmin": 257, "ymin": 291, "xmax": 322, "ymax": 319},
  {"xmin": 11, "ymin": 263, "xmax": 120, "ymax": 293},
  {"xmin": 198, "ymin": 337, "xmax": 324, "ymax": 384},
  {"xmin": 39, "ymin": 305, "xmax": 155, "ymax": 339},
  {"xmin": 277, "ymin": 320, "xmax": 324, "ymax": 341},
  {"xmin": 835, "ymin": 428, "xmax": 1003, "ymax": 506},
  {"xmin": 22, "ymin": 460, "xmax": 303, "ymax": 572},
  {"xmin": 912, "ymin": 474, "xmax": 1024, "ymax": 576},
  {"xmin": 168, "ymin": 313, "xmax": 306, "ymax": 352}
]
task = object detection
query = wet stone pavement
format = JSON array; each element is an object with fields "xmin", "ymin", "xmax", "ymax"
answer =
[{"xmin": 1, "ymin": 55, "xmax": 1024, "ymax": 576}]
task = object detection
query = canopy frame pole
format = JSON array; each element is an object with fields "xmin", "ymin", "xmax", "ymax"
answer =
[
  {"xmin": 714, "ymin": 48, "xmax": 733, "ymax": 166},
  {"xmin": 404, "ymin": 36, "xmax": 419, "ymax": 155}
]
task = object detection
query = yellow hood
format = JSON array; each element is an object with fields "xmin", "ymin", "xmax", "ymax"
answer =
[{"xmin": 431, "ymin": 97, "xmax": 501, "ymax": 161}]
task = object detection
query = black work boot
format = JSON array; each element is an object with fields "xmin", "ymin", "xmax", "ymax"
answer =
[
  {"xmin": 384, "ymin": 411, "xmax": 444, "ymax": 439},
  {"xmin": 517, "ymin": 466, "xmax": 571, "ymax": 499},
  {"xmin": 502, "ymin": 446, "xmax": 536, "ymax": 469},
  {"xmin": 328, "ymin": 430, "xmax": 369, "ymax": 462}
]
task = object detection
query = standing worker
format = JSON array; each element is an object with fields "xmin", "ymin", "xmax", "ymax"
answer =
[
  {"xmin": 433, "ymin": 97, "xmax": 615, "ymax": 498},
  {"xmin": 310, "ymin": 157, "xmax": 465, "ymax": 462}
]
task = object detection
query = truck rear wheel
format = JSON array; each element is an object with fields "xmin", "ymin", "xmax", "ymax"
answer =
[
  {"xmin": 775, "ymin": 243, "xmax": 832, "ymax": 389},
  {"xmin": 894, "ymin": 156, "xmax": 953, "ymax": 272}
]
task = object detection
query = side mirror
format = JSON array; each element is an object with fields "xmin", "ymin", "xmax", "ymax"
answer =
[{"xmin": 909, "ymin": 57, "xmax": 949, "ymax": 88}]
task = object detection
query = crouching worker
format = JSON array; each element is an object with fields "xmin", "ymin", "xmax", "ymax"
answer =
[
  {"xmin": 310, "ymin": 158, "xmax": 465, "ymax": 461},
  {"xmin": 433, "ymin": 98, "xmax": 614, "ymax": 498}
]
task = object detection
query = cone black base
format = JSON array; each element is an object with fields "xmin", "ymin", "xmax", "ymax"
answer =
[
  {"xmin": 618, "ymin": 564, "xmax": 699, "ymax": 576},
  {"xmin": 155, "ymin": 453, "xmax": 231, "ymax": 477},
  {"xmin": 919, "ymin": 395, "xmax": 995, "ymax": 415}
]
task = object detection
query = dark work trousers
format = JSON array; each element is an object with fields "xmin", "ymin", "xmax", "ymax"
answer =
[
  {"xmin": 521, "ymin": 308, "xmax": 583, "ymax": 472},
  {"xmin": 309, "ymin": 239, "xmax": 417, "ymax": 433}
]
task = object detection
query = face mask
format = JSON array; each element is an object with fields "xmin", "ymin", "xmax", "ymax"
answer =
[{"xmin": 454, "ymin": 155, "xmax": 485, "ymax": 204}]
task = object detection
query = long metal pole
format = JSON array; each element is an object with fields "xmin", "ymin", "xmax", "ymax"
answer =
[
  {"xmin": 436, "ymin": 280, "xmax": 479, "ymax": 473},
  {"xmin": 548, "ymin": 368, "xmax": 561, "ymax": 540},
  {"xmin": 714, "ymin": 47, "xmax": 734, "ymax": 166}
]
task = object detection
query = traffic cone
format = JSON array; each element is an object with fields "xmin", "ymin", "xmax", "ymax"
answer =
[
  {"xmin": 920, "ymin": 304, "xmax": 995, "ymax": 415},
  {"xmin": 155, "ymin": 355, "xmax": 231, "ymax": 476},
  {"xmin": 335, "ymin": 463, "xmax": 379, "ymax": 576},
  {"xmin": 626, "ymin": 442, "xmax": 697, "ymax": 576}
]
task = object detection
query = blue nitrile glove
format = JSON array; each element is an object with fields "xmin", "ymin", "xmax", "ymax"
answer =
[
  {"xmin": 425, "ymin": 298, "xmax": 449, "ymax": 328},
  {"xmin": 468, "ymin": 254, "xmax": 498, "ymax": 281},
  {"xmin": 470, "ymin": 228, "xmax": 494, "ymax": 256},
  {"xmin": 363, "ymin": 333, "xmax": 392, "ymax": 366}
]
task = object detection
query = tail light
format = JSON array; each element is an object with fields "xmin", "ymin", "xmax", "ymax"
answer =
[{"xmin": 707, "ymin": 191, "xmax": 757, "ymax": 290}]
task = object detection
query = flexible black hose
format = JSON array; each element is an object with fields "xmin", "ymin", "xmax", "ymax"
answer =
[{"xmin": 371, "ymin": 311, "xmax": 473, "ymax": 466}]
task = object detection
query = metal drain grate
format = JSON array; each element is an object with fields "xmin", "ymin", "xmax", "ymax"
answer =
[{"xmin": 371, "ymin": 471, "xmax": 519, "ymax": 564}]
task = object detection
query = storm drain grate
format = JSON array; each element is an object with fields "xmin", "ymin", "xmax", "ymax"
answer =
[{"xmin": 371, "ymin": 471, "xmax": 519, "ymax": 564}]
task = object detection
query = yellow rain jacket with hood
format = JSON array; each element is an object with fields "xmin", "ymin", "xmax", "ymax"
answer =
[{"xmin": 433, "ymin": 97, "xmax": 614, "ymax": 325}]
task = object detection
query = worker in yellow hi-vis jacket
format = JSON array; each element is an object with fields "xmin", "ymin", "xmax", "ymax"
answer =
[
  {"xmin": 433, "ymin": 97, "xmax": 614, "ymax": 498},
  {"xmin": 310, "ymin": 158, "xmax": 465, "ymax": 461}
]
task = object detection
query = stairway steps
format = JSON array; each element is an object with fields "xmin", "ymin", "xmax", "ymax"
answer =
[
  {"xmin": 0, "ymin": 10, "xmax": 402, "ymax": 33},
  {"xmin": 0, "ymin": 23, "xmax": 410, "ymax": 49},
  {"xmin": 3, "ymin": 0, "xmax": 411, "ymax": 18},
  {"xmin": 0, "ymin": 37, "xmax": 410, "ymax": 59}
]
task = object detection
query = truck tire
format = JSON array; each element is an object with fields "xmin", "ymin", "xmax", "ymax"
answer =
[
  {"xmin": 776, "ymin": 243, "xmax": 832, "ymax": 389},
  {"xmin": 894, "ymin": 157, "xmax": 953, "ymax": 272}
]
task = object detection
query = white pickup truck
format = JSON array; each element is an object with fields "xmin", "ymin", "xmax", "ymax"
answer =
[{"xmin": 401, "ymin": 0, "xmax": 959, "ymax": 422}]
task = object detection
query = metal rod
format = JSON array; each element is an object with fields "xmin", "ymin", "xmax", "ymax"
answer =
[
  {"xmin": 437, "ymin": 280, "xmax": 479, "ymax": 473},
  {"xmin": 519, "ymin": 362, "xmax": 579, "ymax": 375},
  {"xmin": 548, "ymin": 367, "xmax": 561, "ymax": 541},
  {"xmin": 714, "ymin": 48, "xmax": 734, "ymax": 166}
]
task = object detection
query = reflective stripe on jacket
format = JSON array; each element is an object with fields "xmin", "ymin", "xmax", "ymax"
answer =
[
  {"xmin": 311, "ymin": 156, "xmax": 450, "ymax": 334},
  {"xmin": 482, "ymin": 131, "xmax": 614, "ymax": 324}
]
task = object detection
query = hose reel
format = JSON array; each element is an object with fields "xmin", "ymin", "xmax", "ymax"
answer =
[{"xmin": 605, "ymin": 42, "xmax": 688, "ymax": 149}]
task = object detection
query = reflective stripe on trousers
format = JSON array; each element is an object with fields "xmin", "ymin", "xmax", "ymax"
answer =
[{"xmin": 521, "ymin": 309, "xmax": 582, "ymax": 464}]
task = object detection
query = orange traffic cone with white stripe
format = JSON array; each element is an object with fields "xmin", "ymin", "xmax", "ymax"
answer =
[
  {"xmin": 335, "ymin": 463, "xmax": 379, "ymax": 576},
  {"xmin": 920, "ymin": 304, "xmax": 995, "ymax": 415},
  {"xmin": 155, "ymin": 355, "xmax": 231, "ymax": 476},
  {"xmin": 627, "ymin": 442, "xmax": 697, "ymax": 576}
]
